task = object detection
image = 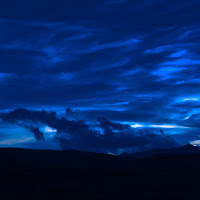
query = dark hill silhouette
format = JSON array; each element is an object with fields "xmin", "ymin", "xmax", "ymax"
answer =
[{"xmin": 1, "ymin": 147, "xmax": 200, "ymax": 199}]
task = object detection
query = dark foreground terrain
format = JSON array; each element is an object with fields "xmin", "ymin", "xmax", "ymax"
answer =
[{"xmin": 0, "ymin": 147, "xmax": 200, "ymax": 200}]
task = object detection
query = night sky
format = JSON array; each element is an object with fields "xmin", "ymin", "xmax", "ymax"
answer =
[{"xmin": 0, "ymin": 0, "xmax": 200, "ymax": 154}]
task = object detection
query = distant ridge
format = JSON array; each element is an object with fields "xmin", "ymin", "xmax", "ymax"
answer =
[
  {"xmin": 1, "ymin": 144, "xmax": 200, "ymax": 160},
  {"xmin": 120, "ymin": 144, "xmax": 200, "ymax": 158}
]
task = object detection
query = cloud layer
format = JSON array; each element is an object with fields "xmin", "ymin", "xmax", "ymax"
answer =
[
  {"xmin": 0, "ymin": 109, "xmax": 178, "ymax": 153},
  {"xmin": 0, "ymin": 1, "xmax": 200, "ymax": 148}
]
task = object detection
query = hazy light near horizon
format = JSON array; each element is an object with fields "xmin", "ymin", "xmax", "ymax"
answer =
[
  {"xmin": 182, "ymin": 98, "xmax": 199, "ymax": 101},
  {"xmin": 150, "ymin": 125, "xmax": 188, "ymax": 129},
  {"xmin": 131, "ymin": 124, "xmax": 145, "ymax": 128},
  {"xmin": 0, "ymin": 137, "xmax": 33, "ymax": 145},
  {"xmin": 130, "ymin": 123, "xmax": 188, "ymax": 129},
  {"xmin": 190, "ymin": 140, "xmax": 200, "ymax": 146}
]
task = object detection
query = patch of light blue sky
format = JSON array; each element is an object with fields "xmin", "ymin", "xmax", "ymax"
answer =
[
  {"xmin": 190, "ymin": 140, "xmax": 200, "ymax": 147},
  {"xmin": 41, "ymin": 126, "xmax": 57, "ymax": 139},
  {"xmin": 121, "ymin": 121, "xmax": 189, "ymax": 130},
  {"xmin": 0, "ymin": 126, "xmax": 34, "ymax": 147},
  {"xmin": 149, "ymin": 124, "xmax": 189, "ymax": 129},
  {"xmin": 0, "ymin": 122, "xmax": 59, "ymax": 148},
  {"xmin": 176, "ymin": 96, "xmax": 200, "ymax": 102},
  {"xmin": 44, "ymin": 126, "xmax": 57, "ymax": 133},
  {"xmin": 182, "ymin": 98, "xmax": 199, "ymax": 102}
]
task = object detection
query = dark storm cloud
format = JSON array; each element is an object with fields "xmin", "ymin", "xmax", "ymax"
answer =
[
  {"xmin": 0, "ymin": 109, "xmax": 178, "ymax": 153},
  {"xmin": 28, "ymin": 126, "xmax": 45, "ymax": 141},
  {"xmin": 0, "ymin": 0, "xmax": 200, "ymax": 142}
]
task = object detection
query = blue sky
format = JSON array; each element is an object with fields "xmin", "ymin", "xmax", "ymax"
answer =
[{"xmin": 0, "ymin": 0, "xmax": 200, "ymax": 153}]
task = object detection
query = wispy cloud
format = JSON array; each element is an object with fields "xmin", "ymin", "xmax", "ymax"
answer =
[
  {"xmin": 80, "ymin": 38, "xmax": 141, "ymax": 53},
  {"xmin": 152, "ymin": 66, "xmax": 187, "ymax": 80}
]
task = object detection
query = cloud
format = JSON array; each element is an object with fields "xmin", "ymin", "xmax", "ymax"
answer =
[
  {"xmin": 28, "ymin": 126, "xmax": 45, "ymax": 141},
  {"xmin": 79, "ymin": 38, "xmax": 141, "ymax": 54},
  {"xmin": 0, "ymin": 108, "xmax": 178, "ymax": 154},
  {"xmin": 0, "ymin": 0, "xmax": 200, "ymax": 146},
  {"xmin": 152, "ymin": 66, "xmax": 187, "ymax": 80}
]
